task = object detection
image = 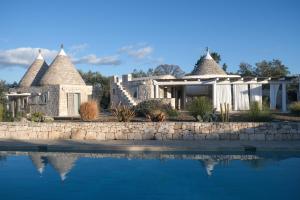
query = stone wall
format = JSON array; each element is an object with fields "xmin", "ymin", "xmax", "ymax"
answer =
[
  {"xmin": 11, "ymin": 85, "xmax": 60, "ymax": 116},
  {"xmin": 0, "ymin": 122, "xmax": 300, "ymax": 141}
]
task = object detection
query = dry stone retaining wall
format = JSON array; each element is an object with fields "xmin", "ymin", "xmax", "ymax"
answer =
[{"xmin": 0, "ymin": 122, "xmax": 300, "ymax": 141}]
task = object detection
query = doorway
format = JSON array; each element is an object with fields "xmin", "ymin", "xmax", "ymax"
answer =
[{"xmin": 67, "ymin": 93, "xmax": 81, "ymax": 116}]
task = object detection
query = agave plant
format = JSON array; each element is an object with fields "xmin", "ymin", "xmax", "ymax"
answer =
[
  {"xmin": 146, "ymin": 109, "xmax": 166, "ymax": 122},
  {"xmin": 112, "ymin": 104, "xmax": 135, "ymax": 122}
]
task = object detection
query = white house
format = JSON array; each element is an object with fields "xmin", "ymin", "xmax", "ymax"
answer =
[{"xmin": 111, "ymin": 49, "xmax": 293, "ymax": 112}]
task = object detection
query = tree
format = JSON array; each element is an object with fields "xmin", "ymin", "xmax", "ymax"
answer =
[
  {"xmin": 255, "ymin": 59, "xmax": 289, "ymax": 77},
  {"xmin": 79, "ymin": 70, "xmax": 110, "ymax": 109},
  {"xmin": 210, "ymin": 52, "xmax": 221, "ymax": 64},
  {"xmin": 222, "ymin": 63, "xmax": 228, "ymax": 72},
  {"xmin": 237, "ymin": 62, "xmax": 256, "ymax": 76},
  {"xmin": 153, "ymin": 64, "xmax": 185, "ymax": 78},
  {"xmin": 131, "ymin": 68, "xmax": 152, "ymax": 78},
  {"xmin": 0, "ymin": 80, "xmax": 9, "ymax": 104},
  {"xmin": 131, "ymin": 64, "xmax": 185, "ymax": 78}
]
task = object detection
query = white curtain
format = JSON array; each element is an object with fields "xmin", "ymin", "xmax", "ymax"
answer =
[
  {"xmin": 250, "ymin": 84, "xmax": 262, "ymax": 108},
  {"xmin": 216, "ymin": 84, "xmax": 232, "ymax": 111},
  {"xmin": 233, "ymin": 84, "xmax": 250, "ymax": 110},
  {"xmin": 270, "ymin": 84, "xmax": 280, "ymax": 110}
]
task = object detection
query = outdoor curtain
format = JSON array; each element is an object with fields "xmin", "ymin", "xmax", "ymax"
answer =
[
  {"xmin": 250, "ymin": 84, "xmax": 262, "ymax": 108},
  {"xmin": 216, "ymin": 84, "xmax": 232, "ymax": 111},
  {"xmin": 270, "ymin": 84, "xmax": 280, "ymax": 110},
  {"xmin": 233, "ymin": 84, "xmax": 250, "ymax": 110}
]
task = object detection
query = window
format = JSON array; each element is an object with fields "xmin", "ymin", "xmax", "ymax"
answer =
[{"xmin": 39, "ymin": 92, "xmax": 48, "ymax": 104}]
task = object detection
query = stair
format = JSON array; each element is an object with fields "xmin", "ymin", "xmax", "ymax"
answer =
[{"xmin": 115, "ymin": 82, "xmax": 137, "ymax": 106}]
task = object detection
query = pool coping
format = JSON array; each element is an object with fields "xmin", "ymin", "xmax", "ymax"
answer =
[{"xmin": 1, "ymin": 139, "xmax": 300, "ymax": 153}]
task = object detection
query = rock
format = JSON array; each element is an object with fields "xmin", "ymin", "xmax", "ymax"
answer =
[{"xmin": 70, "ymin": 129, "xmax": 86, "ymax": 140}]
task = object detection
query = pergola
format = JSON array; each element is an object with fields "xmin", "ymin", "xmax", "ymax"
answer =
[
  {"xmin": 153, "ymin": 75, "xmax": 295, "ymax": 112},
  {"xmin": 5, "ymin": 92, "xmax": 31, "ymax": 117}
]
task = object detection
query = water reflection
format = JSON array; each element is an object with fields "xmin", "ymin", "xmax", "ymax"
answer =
[{"xmin": 0, "ymin": 151, "xmax": 298, "ymax": 180}]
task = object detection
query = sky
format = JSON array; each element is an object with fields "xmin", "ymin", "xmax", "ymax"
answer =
[{"xmin": 0, "ymin": 0, "xmax": 299, "ymax": 83}]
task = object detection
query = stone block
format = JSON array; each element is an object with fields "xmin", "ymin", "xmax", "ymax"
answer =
[
  {"xmin": 105, "ymin": 131, "xmax": 115, "ymax": 140},
  {"xmin": 183, "ymin": 132, "xmax": 194, "ymax": 140},
  {"xmin": 115, "ymin": 131, "xmax": 127, "ymax": 140},
  {"xmin": 85, "ymin": 131, "xmax": 97, "ymax": 140},
  {"xmin": 48, "ymin": 131, "xmax": 61, "ymax": 140},
  {"xmin": 70, "ymin": 129, "xmax": 86, "ymax": 140},
  {"xmin": 96, "ymin": 132, "xmax": 106, "ymax": 140}
]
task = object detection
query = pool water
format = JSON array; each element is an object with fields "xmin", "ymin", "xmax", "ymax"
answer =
[{"xmin": 0, "ymin": 151, "xmax": 299, "ymax": 200}]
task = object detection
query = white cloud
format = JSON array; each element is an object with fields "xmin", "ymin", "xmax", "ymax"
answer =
[
  {"xmin": 118, "ymin": 44, "xmax": 153, "ymax": 59},
  {"xmin": 69, "ymin": 43, "xmax": 88, "ymax": 54},
  {"xmin": 0, "ymin": 47, "xmax": 121, "ymax": 68},
  {"xmin": 73, "ymin": 54, "xmax": 121, "ymax": 65},
  {"xmin": 0, "ymin": 43, "xmax": 157, "ymax": 69},
  {"xmin": 0, "ymin": 47, "xmax": 57, "ymax": 68}
]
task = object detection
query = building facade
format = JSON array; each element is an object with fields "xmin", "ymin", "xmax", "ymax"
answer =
[
  {"xmin": 6, "ymin": 46, "xmax": 92, "ymax": 117},
  {"xmin": 111, "ymin": 50, "xmax": 292, "ymax": 112}
]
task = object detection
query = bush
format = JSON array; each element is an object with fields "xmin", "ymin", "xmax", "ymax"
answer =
[
  {"xmin": 112, "ymin": 104, "xmax": 135, "ymax": 122},
  {"xmin": 79, "ymin": 101, "xmax": 99, "ymax": 121},
  {"xmin": 0, "ymin": 103, "xmax": 3, "ymax": 122},
  {"xmin": 187, "ymin": 97, "xmax": 213, "ymax": 121},
  {"xmin": 146, "ymin": 110, "xmax": 166, "ymax": 122},
  {"xmin": 166, "ymin": 109, "xmax": 179, "ymax": 118},
  {"xmin": 29, "ymin": 112, "xmax": 44, "ymax": 122},
  {"xmin": 247, "ymin": 101, "xmax": 271, "ymax": 122},
  {"xmin": 289, "ymin": 101, "xmax": 300, "ymax": 116},
  {"xmin": 135, "ymin": 100, "xmax": 177, "ymax": 118}
]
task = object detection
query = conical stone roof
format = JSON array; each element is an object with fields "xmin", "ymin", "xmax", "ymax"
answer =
[
  {"xmin": 29, "ymin": 153, "xmax": 48, "ymax": 174},
  {"xmin": 19, "ymin": 50, "xmax": 49, "ymax": 87},
  {"xmin": 47, "ymin": 154, "xmax": 78, "ymax": 181},
  {"xmin": 192, "ymin": 50, "xmax": 227, "ymax": 76},
  {"xmin": 40, "ymin": 46, "xmax": 86, "ymax": 86}
]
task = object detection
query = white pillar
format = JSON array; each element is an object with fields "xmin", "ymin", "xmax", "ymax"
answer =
[
  {"xmin": 155, "ymin": 85, "xmax": 159, "ymax": 98},
  {"xmin": 282, "ymin": 82, "xmax": 287, "ymax": 112},
  {"xmin": 212, "ymin": 82, "xmax": 217, "ymax": 109},
  {"xmin": 182, "ymin": 86, "xmax": 186, "ymax": 109}
]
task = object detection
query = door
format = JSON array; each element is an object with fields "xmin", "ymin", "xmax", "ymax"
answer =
[{"xmin": 67, "ymin": 93, "xmax": 81, "ymax": 116}]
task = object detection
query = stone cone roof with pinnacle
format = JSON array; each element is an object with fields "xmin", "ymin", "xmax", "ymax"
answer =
[
  {"xmin": 29, "ymin": 153, "xmax": 47, "ymax": 174},
  {"xmin": 47, "ymin": 154, "xmax": 78, "ymax": 181},
  {"xmin": 40, "ymin": 45, "xmax": 86, "ymax": 86},
  {"xmin": 191, "ymin": 49, "xmax": 227, "ymax": 76},
  {"xmin": 19, "ymin": 49, "xmax": 49, "ymax": 87}
]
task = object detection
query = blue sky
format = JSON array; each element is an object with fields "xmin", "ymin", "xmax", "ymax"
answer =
[{"xmin": 0, "ymin": 0, "xmax": 299, "ymax": 83}]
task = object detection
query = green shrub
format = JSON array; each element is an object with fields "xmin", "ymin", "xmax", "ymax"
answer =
[
  {"xmin": 0, "ymin": 103, "xmax": 3, "ymax": 122},
  {"xmin": 247, "ymin": 101, "xmax": 271, "ymax": 122},
  {"xmin": 166, "ymin": 109, "xmax": 179, "ymax": 118},
  {"xmin": 29, "ymin": 112, "xmax": 45, "ymax": 122},
  {"xmin": 112, "ymin": 104, "xmax": 135, "ymax": 122},
  {"xmin": 289, "ymin": 101, "xmax": 300, "ymax": 116},
  {"xmin": 135, "ymin": 100, "xmax": 176, "ymax": 118},
  {"xmin": 187, "ymin": 97, "xmax": 213, "ymax": 122}
]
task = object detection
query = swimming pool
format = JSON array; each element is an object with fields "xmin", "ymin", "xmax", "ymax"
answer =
[{"xmin": 0, "ymin": 151, "xmax": 299, "ymax": 200}]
